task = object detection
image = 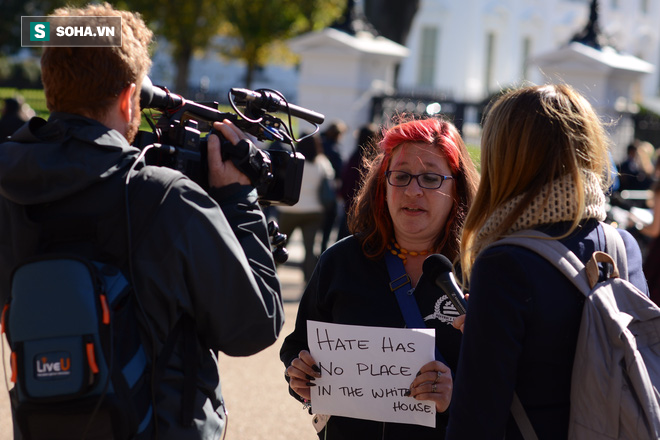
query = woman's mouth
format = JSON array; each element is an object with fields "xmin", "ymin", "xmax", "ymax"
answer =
[{"xmin": 402, "ymin": 206, "xmax": 425, "ymax": 214}]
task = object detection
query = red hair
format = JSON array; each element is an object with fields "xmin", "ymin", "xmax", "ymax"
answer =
[
  {"xmin": 41, "ymin": 3, "xmax": 152, "ymax": 120},
  {"xmin": 348, "ymin": 116, "xmax": 479, "ymax": 260}
]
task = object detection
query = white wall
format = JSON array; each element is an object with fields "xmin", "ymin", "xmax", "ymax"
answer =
[{"xmin": 398, "ymin": 0, "xmax": 660, "ymax": 103}]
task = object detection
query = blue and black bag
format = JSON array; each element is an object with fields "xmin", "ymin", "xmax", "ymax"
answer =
[
  {"xmin": 2, "ymin": 253, "xmax": 154, "ymax": 439},
  {"xmin": 0, "ymin": 165, "xmax": 162, "ymax": 440}
]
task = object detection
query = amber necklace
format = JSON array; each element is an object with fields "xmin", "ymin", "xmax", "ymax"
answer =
[{"xmin": 386, "ymin": 239, "xmax": 432, "ymax": 265}]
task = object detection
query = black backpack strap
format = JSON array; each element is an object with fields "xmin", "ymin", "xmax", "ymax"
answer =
[
  {"xmin": 601, "ymin": 222, "xmax": 629, "ymax": 280},
  {"xmin": 124, "ymin": 165, "xmax": 202, "ymax": 427},
  {"xmin": 153, "ymin": 314, "xmax": 198, "ymax": 426},
  {"xmin": 181, "ymin": 316, "xmax": 198, "ymax": 425}
]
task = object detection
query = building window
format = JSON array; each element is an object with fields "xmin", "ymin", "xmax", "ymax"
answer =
[
  {"xmin": 485, "ymin": 32, "xmax": 496, "ymax": 94},
  {"xmin": 521, "ymin": 37, "xmax": 532, "ymax": 80},
  {"xmin": 642, "ymin": 0, "xmax": 649, "ymax": 13},
  {"xmin": 418, "ymin": 26, "xmax": 438, "ymax": 88},
  {"xmin": 611, "ymin": 0, "xmax": 619, "ymax": 8}
]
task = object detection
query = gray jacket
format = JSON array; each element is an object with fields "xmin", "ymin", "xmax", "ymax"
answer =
[{"xmin": 0, "ymin": 113, "xmax": 284, "ymax": 439}]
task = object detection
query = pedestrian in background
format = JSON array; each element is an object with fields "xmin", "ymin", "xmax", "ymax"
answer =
[
  {"xmin": 0, "ymin": 97, "xmax": 32, "ymax": 142},
  {"xmin": 336, "ymin": 123, "xmax": 378, "ymax": 240},
  {"xmin": 617, "ymin": 141, "xmax": 654, "ymax": 192},
  {"xmin": 320, "ymin": 120, "xmax": 347, "ymax": 252},
  {"xmin": 277, "ymin": 133, "xmax": 335, "ymax": 283}
]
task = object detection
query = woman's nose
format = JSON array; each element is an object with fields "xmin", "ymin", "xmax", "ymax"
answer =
[{"xmin": 404, "ymin": 178, "xmax": 424, "ymax": 196}]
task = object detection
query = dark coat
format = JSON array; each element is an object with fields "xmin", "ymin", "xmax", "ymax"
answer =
[
  {"xmin": 280, "ymin": 235, "xmax": 463, "ymax": 439},
  {"xmin": 0, "ymin": 113, "xmax": 284, "ymax": 439},
  {"xmin": 446, "ymin": 220, "xmax": 648, "ymax": 440}
]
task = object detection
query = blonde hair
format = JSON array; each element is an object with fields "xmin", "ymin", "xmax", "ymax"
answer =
[{"xmin": 460, "ymin": 84, "xmax": 612, "ymax": 282}]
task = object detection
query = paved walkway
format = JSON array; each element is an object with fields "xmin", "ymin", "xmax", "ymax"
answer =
[{"xmin": 0, "ymin": 231, "xmax": 319, "ymax": 439}]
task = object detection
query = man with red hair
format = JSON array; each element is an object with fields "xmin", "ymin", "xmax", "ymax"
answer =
[{"xmin": 0, "ymin": 3, "xmax": 283, "ymax": 439}]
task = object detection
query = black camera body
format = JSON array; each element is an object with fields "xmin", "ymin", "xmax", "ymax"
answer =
[{"xmin": 135, "ymin": 76, "xmax": 324, "ymax": 206}]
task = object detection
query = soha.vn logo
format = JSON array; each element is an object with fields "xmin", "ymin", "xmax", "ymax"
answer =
[{"xmin": 35, "ymin": 352, "xmax": 71, "ymax": 379}]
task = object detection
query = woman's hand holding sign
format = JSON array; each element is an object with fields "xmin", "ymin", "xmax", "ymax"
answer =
[
  {"xmin": 409, "ymin": 361, "xmax": 453, "ymax": 412},
  {"xmin": 286, "ymin": 350, "xmax": 322, "ymax": 401}
]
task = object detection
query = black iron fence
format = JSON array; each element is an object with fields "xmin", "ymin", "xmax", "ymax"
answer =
[{"xmin": 370, "ymin": 92, "xmax": 486, "ymax": 136}]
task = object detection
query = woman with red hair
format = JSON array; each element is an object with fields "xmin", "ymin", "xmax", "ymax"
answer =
[{"xmin": 280, "ymin": 116, "xmax": 479, "ymax": 439}]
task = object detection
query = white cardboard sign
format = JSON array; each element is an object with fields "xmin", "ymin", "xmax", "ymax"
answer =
[{"xmin": 307, "ymin": 320, "xmax": 436, "ymax": 427}]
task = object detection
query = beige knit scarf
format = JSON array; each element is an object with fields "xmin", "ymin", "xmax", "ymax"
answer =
[{"xmin": 473, "ymin": 171, "xmax": 607, "ymax": 256}]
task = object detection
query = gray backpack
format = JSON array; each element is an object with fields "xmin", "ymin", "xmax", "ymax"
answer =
[{"xmin": 492, "ymin": 223, "xmax": 660, "ymax": 440}]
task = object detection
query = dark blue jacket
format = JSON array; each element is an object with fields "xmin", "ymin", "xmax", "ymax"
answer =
[
  {"xmin": 446, "ymin": 220, "xmax": 648, "ymax": 440},
  {"xmin": 0, "ymin": 114, "xmax": 284, "ymax": 439}
]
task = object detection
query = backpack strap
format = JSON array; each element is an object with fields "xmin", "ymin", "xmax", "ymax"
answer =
[
  {"xmin": 486, "ymin": 230, "xmax": 592, "ymax": 296},
  {"xmin": 482, "ymin": 230, "xmax": 592, "ymax": 439},
  {"xmin": 153, "ymin": 314, "xmax": 198, "ymax": 427},
  {"xmin": 484, "ymin": 224, "xmax": 630, "ymax": 439},
  {"xmin": 124, "ymin": 165, "xmax": 200, "ymax": 428},
  {"xmin": 384, "ymin": 251, "xmax": 447, "ymax": 365},
  {"xmin": 601, "ymin": 222, "xmax": 629, "ymax": 281},
  {"xmin": 511, "ymin": 393, "xmax": 539, "ymax": 440}
]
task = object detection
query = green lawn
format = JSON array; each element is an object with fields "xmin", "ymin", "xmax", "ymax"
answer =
[
  {"xmin": 0, "ymin": 87, "xmax": 49, "ymax": 119},
  {"xmin": 467, "ymin": 144, "xmax": 481, "ymax": 172}
]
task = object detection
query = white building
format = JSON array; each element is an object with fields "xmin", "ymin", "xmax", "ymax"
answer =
[
  {"xmin": 398, "ymin": 0, "xmax": 660, "ymax": 104},
  {"xmin": 148, "ymin": 0, "xmax": 660, "ymax": 156}
]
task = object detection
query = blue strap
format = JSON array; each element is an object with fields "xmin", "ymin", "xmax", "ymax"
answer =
[{"xmin": 385, "ymin": 251, "xmax": 446, "ymax": 364}]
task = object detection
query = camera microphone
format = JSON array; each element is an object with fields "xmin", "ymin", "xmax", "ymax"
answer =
[
  {"xmin": 230, "ymin": 88, "xmax": 325, "ymax": 125},
  {"xmin": 422, "ymin": 254, "xmax": 467, "ymax": 315}
]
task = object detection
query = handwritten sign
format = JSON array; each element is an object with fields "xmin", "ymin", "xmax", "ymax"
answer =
[{"xmin": 307, "ymin": 320, "xmax": 436, "ymax": 427}]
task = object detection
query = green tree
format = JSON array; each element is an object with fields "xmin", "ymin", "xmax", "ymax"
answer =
[
  {"xmin": 123, "ymin": 0, "xmax": 345, "ymax": 92},
  {"xmin": 216, "ymin": 0, "xmax": 346, "ymax": 89},
  {"xmin": 1, "ymin": 0, "xmax": 87, "ymax": 86},
  {"xmin": 1, "ymin": 0, "xmax": 75, "ymax": 55},
  {"xmin": 121, "ymin": 0, "xmax": 226, "ymax": 93}
]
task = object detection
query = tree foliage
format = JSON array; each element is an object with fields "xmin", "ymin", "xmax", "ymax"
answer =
[
  {"xmin": 1, "ymin": 0, "xmax": 87, "ymax": 56},
  {"xmin": 119, "ymin": 0, "xmax": 227, "ymax": 92},
  {"xmin": 216, "ymin": 0, "xmax": 347, "ymax": 88},
  {"xmin": 121, "ymin": 0, "xmax": 345, "ymax": 91}
]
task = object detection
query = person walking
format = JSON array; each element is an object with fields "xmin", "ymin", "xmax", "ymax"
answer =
[{"xmin": 277, "ymin": 134, "xmax": 335, "ymax": 283}]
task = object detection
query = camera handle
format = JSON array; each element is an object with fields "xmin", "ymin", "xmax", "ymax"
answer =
[
  {"xmin": 209, "ymin": 130, "xmax": 289, "ymax": 263},
  {"xmin": 268, "ymin": 221, "xmax": 289, "ymax": 264},
  {"xmin": 210, "ymin": 129, "xmax": 273, "ymax": 189}
]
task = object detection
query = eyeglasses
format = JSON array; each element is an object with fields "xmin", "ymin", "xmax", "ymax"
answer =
[{"xmin": 385, "ymin": 170, "xmax": 454, "ymax": 189}]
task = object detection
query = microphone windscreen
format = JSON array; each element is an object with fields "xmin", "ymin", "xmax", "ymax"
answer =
[{"xmin": 422, "ymin": 253, "xmax": 454, "ymax": 276}]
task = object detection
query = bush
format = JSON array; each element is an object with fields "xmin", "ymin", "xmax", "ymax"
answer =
[
  {"xmin": 0, "ymin": 58, "xmax": 42, "ymax": 89},
  {"xmin": 0, "ymin": 87, "xmax": 47, "ymax": 119}
]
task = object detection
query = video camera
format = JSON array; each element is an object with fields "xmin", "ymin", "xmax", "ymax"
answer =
[
  {"xmin": 134, "ymin": 76, "xmax": 325, "ymax": 206},
  {"xmin": 134, "ymin": 77, "xmax": 325, "ymax": 263}
]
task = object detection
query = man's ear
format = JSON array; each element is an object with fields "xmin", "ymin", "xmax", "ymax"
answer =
[{"xmin": 118, "ymin": 83, "xmax": 137, "ymax": 123}]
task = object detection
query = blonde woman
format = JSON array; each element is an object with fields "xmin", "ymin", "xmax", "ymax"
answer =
[{"xmin": 446, "ymin": 84, "xmax": 648, "ymax": 439}]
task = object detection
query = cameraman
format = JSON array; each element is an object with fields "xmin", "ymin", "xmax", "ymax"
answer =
[{"xmin": 0, "ymin": 3, "xmax": 283, "ymax": 439}]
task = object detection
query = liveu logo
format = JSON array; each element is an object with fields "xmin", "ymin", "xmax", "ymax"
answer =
[{"xmin": 35, "ymin": 352, "xmax": 72, "ymax": 379}]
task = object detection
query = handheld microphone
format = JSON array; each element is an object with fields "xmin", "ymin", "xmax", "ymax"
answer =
[{"xmin": 422, "ymin": 254, "xmax": 467, "ymax": 315}]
